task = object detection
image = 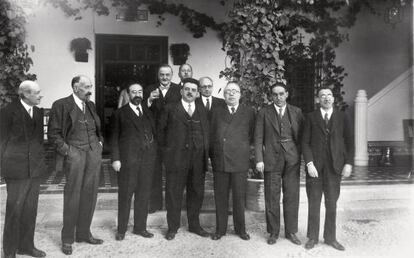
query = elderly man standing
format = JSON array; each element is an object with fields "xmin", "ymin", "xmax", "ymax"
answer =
[
  {"xmin": 302, "ymin": 87, "xmax": 354, "ymax": 251},
  {"xmin": 1, "ymin": 81, "xmax": 46, "ymax": 258},
  {"xmin": 196, "ymin": 76, "xmax": 225, "ymax": 120},
  {"xmin": 210, "ymin": 81, "xmax": 255, "ymax": 241},
  {"xmin": 144, "ymin": 64, "xmax": 181, "ymax": 213},
  {"xmin": 110, "ymin": 83, "xmax": 157, "ymax": 241},
  {"xmin": 255, "ymin": 83, "xmax": 303, "ymax": 245},
  {"xmin": 158, "ymin": 78, "xmax": 210, "ymax": 240},
  {"xmin": 48, "ymin": 75, "xmax": 104, "ymax": 255},
  {"xmin": 177, "ymin": 63, "xmax": 193, "ymax": 87}
]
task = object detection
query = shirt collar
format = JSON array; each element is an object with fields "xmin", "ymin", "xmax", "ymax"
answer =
[
  {"xmin": 129, "ymin": 102, "xmax": 142, "ymax": 111},
  {"xmin": 181, "ymin": 99, "xmax": 195, "ymax": 109},
  {"xmin": 227, "ymin": 104, "xmax": 239, "ymax": 113},
  {"xmin": 320, "ymin": 107, "xmax": 333, "ymax": 118},
  {"xmin": 202, "ymin": 96, "xmax": 212, "ymax": 103},
  {"xmin": 274, "ymin": 104, "xmax": 286, "ymax": 114},
  {"xmin": 159, "ymin": 83, "xmax": 171, "ymax": 90},
  {"xmin": 72, "ymin": 93, "xmax": 84, "ymax": 109},
  {"xmin": 20, "ymin": 99, "xmax": 32, "ymax": 111}
]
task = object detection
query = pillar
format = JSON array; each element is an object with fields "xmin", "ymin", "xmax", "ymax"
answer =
[{"xmin": 354, "ymin": 89, "xmax": 369, "ymax": 166}]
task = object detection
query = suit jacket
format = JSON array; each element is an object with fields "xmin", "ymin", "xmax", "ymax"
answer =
[
  {"xmin": 110, "ymin": 104, "xmax": 157, "ymax": 172},
  {"xmin": 254, "ymin": 104, "xmax": 303, "ymax": 172},
  {"xmin": 47, "ymin": 95, "xmax": 103, "ymax": 156},
  {"xmin": 143, "ymin": 83, "xmax": 181, "ymax": 129},
  {"xmin": 0, "ymin": 101, "xmax": 46, "ymax": 179},
  {"xmin": 210, "ymin": 104, "xmax": 255, "ymax": 173},
  {"xmin": 302, "ymin": 109, "xmax": 354, "ymax": 174},
  {"xmin": 196, "ymin": 96, "xmax": 226, "ymax": 120},
  {"xmin": 158, "ymin": 100, "xmax": 209, "ymax": 172}
]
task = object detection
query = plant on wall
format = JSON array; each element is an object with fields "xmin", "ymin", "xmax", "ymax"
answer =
[
  {"xmin": 70, "ymin": 37, "xmax": 92, "ymax": 62},
  {"xmin": 0, "ymin": 0, "xmax": 36, "ymax": 108}
]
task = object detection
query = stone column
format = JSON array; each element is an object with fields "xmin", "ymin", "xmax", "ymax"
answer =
[{"xmin": 354, "ymin": 89, "xmax": 369, "ymax": 166}]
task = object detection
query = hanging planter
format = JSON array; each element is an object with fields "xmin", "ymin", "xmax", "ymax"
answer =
[
  {"xmin": 170, "ymin": 43, "xmax": 190, "ymax": 65},
  {"xmin": 70, "ymin": 37, "xmax": 92, "ymax": 62}
]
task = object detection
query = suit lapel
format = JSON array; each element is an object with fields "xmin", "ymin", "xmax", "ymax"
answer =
[
  {"xmin": 125, "ymin": 105, "xmax": 143, "ymax": 133},
  {"xmin": 315, "ymin": 110, "xmax": 328, "ymax": 135},
  {"xmin": 286, "ymin": 105, "xmax": 298, "ymax": 140},
  {"xmin": 267, "ymin": 105, "xmax": 280, "ymax": 135},
  {"xmin": 329, "ymin": 109, "xmax": 339, "ymax": 134},
  {"xmin": 16, "ymin": 101, "xmax": 30, "ymax": 141},
  {"xmin": 175, "ymin": 102, "xmax": 190, "ymax": 125}
]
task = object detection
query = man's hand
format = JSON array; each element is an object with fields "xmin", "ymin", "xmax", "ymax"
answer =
[
  {"xmin": 341, "ymin": 164, "xmax": 352, "ymax": 178},
  {"xmin": 112, "ymin": 160, "xmax": 121, "ymax": 172},
  {"xmin": 256, "ymin": 162, "xmax": 264, "ymax": 173},
  {"xmin": 307, "ymin": 162, "xmax": 318, "ymax": 178}
]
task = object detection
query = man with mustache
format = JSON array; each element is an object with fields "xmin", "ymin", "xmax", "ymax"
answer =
[
  {"xmin": 1, "ymin": 81, "xmax": 46, "ymax": 258},
  {"xmin": 302, "ymin": 87, "xmax": 354, "ymax": 251},
  {"xmin": 48, "ymin": 75, "xmax": 104, "ymax": 255},
  {"xmin": 110, "ymin": 83, "xmax": 157, "ymax": 241},
  {"xmin": 144, "ymin": 64, "xmax": 181, "ymax": 213},
  {"xmin": 158, "ymin": 78, "xmax": 210, "ymax": 240}
]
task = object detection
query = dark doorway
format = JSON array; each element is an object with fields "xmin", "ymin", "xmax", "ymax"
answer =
[
  {"xmin": 95, "ymin": 34, "xmax": 168, "ymax": 153},
  {"xmin": 285, "ymin": 58, "xmax": 317, "ymax": 114}
]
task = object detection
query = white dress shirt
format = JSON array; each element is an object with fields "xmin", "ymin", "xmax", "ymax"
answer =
[
  {"xmin": 129, "ymin": 102, "xmax": 143, "ymax": 117},
  {"xmin": 201, "ymin": 96, "xmax": 212, "ymax": 110},
  {"xmin": 181, "ymin": 99, "xmax": 195, "ymax": 113},
  {"xmin": 274, "ymin": 104, "xmax": 286, "ymax": 117},
  {"xmin": 320, "ymin": 107, "xmax": 333, "ymax": 120},
  {"xmin": 227, "ymin": 104, "xmax": 239, "ymax": 114},
  {"xmin": 20, "ymin": 99, "xmax": 33, "ymax": 118},
  {"xmin": 72, "ymin": 93, "xmax": 85, "ymax": 111}
]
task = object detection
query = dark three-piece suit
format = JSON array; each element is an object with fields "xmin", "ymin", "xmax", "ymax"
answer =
[
  {"xmin": 158, "ymin": 100, "xmax": 209, "ymax": 232},
  {"xmin": 110, "ymin": 104, "xmax": 157, "ymax": 234},
  {"xmin": 0, "ymin": 100, "xmax": 47, "ymax": 256},
  {"xmin": 254, "ymin": 104, "xmax": 304, "ymax": 237}
]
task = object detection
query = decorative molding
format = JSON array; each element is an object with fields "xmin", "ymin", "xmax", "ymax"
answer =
[{"xmin": 368, "ymin": 67, "xmax": 413, "ymax": 107}]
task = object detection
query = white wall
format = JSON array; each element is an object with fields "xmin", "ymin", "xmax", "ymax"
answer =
[
  {"xmin": 367, "ymin": 68, "xmax": 413, "ymax": 141},
  {"xmin": 23, "ymin": 0, "xmax": 228, "ymax": 108}
]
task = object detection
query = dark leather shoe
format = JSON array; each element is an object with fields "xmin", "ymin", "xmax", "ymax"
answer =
[
  {"xmin": 17, "ymin": 247, "xmax": 46, "ymax": 257},
  {"xmin": 189, "ymin": 228, "xmax": 210, "ymax": 237},
  {"xmin": 76, "ymin": 236, "xmax": 103, "ymax": 245},
  {"xmin": 211, "ymin": 233, "xmax": 224, "ymax": 240},
  {"xmin": 267, "ymin": 233, "xmax": 277, "ymax": 245},
  {"xmin": 325, "ymin": 240, "xmax": 345, "ymax": 251},
  {"xmin": 165, "ymin": 231, "xmax": 176, "ymax": 240},
  {"xmin": 286, "ymin": 233, "xmax": 301, "ymax": 245},
  {"xmin": 61, "ymin": 243, "xmax": 72, "ymax": 255},
  {"xmin": 239, "ymin": 232, "xmax": 250, "ymax": 240},
  {"xmin": 305, "ymin": 239, "xmax": 318, "ymax": 250},
  {"xmin": 115, "ymin": 232, "xmax": 125, "ymax": 241},
  {"xmin": 133, "ymin": 230, "xmax": 154, "ymax": 238}
]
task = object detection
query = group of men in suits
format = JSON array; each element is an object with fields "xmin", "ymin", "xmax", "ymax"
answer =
[{"xmin": 0, "ymin": 63, "xmax": 354, "ymax": 257}]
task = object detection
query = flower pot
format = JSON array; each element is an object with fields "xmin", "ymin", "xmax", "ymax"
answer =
[{"xmin": 245, "ymin": 178, "xmax": 265, "ymax": 212}]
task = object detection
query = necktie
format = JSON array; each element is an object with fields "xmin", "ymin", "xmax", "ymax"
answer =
[
  {"xmin": 137, "ymin": 106, "xmax": 142, "ymax": 117},
  {"xmin": 82, "ymin": 101, "xmax": 86, "ymax": 114},
  {"xmin": 279, "ymin": 108, "xmax": 283, "ymax": 119},
  {"xmin": 28, "ymin": 107, "xmax": 32, "ymax": 118},
  {"xmin": 187, "ymin": 103, "xmax": 193, "ymax": 117},
  {"xmin": 206, "ymin": 98, "xmax": 210, "ymax": 110},
  {"xmin": 231, "ymin": 107, "xmax": 235, "ymax": 114},
  {"xmin": 324, "ymin": 112, "xmax": 330, "ymax": 133}
]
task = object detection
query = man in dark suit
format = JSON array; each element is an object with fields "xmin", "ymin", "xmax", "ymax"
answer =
[
  {"xmin": 302, "ymin": 87, "xmax": 354, "ymax": 251},
  {"xmin": 144, "ymin": 64, "xmax": 181, "ymax": 213},
  {"xmin": 196, "ymin": 76, "xmax": 225, "ymax": 120},
  {"xmin": 110, "ymin": 83, "xmax": 157, "ymax": 241},
  {"xmin": 210, "ymin": 81, "xmax": 255, "ymax": 241},
  {"xmin": 48, "ymin": 75, "xmax": 104, "ymax": 255},
  {"xmin": 0, "ymin": 81, "xmax": 47, "ymax": 258},
  {"xmin": 255, "ymin": 83, "xmax": 303, "ymax": 245},
  {"xmin": 158, "ymin": 78, "xmax": 210, "ymax": 240},
  {"xmin": 177, "ymin": 63, "xmax": 193, "ymax": 87}
]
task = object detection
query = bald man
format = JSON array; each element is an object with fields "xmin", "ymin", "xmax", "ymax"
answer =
[
  {"xmin": 1, "ymin": 81, "xmax": 47, "ymax": 258},
  {"xmin": 48, "ymin": 75, "xmax": 104, "ymax": 255},
  {"xmin": 178, "ymin": 63, "xmax": 193, "ymax": 87}
]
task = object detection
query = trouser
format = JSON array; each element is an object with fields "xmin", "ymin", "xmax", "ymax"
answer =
[
  {"xmin": 61, "ymin": 143, "xmax": 102, "ymax": 244},
  {"xmin": 306, "ymin": 161, "xmax": 341, "ymax": 241},
  {"xmin": 3, "ymin": 178, "xmax": 42, "ymax": 256},
  {"xmin": 213, "ymin": 171, "xmax": 247, "ymax": 235},
  {"xmin": 264, "ymin": 150, "xmax": 300, "ymax": 236},
  {"xmin": 149, "ymin": 148, "xmax": 164, "ymax": 211},
  {"xmin": 117, "ymin": 154, "xmax": 155, "ymax": 233},
  {"xmin": 165, "ymin": 149, "xmax": 205, "ymax": 232}
]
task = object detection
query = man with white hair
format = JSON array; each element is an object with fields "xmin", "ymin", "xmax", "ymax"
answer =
[{"xmin": 0, "ymin": 80, "xmax": 47, "ymax": 258}]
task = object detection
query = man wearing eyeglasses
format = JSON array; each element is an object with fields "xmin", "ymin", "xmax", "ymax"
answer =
[
  {"xmin": 110, "ymin": 83, "xmax": 157, "ymax": 241},
  {"xmin": 196, "ymin": 76, "xmax": 225, "ymax": 120},
  {"xmin": 48, "ymin": 75, "xmax": 104, "ymax": 255},
  {"xmin": 254, "ymin": 83, "xmax": 304, "ymax": 245},
  {"xmin": 158, "ymin": 78, "xmax": 210, "ymax": 240},
  {"xmin": 209, "ymin": 81, "xmax": 255, "ymax": 241}
]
